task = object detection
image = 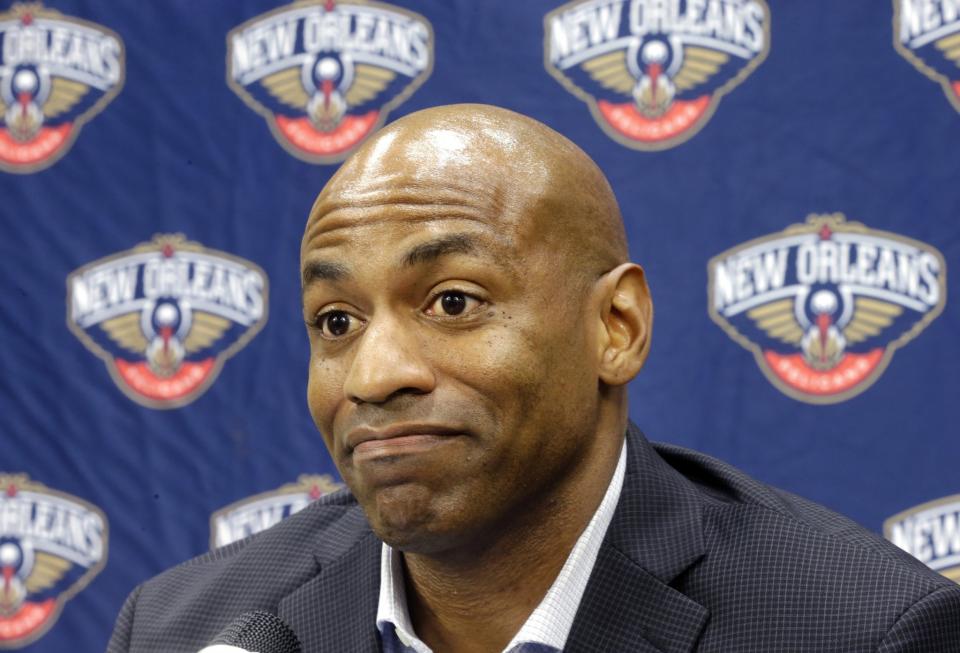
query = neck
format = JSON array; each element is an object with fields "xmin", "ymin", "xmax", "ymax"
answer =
[{"xmin": 402, "ymin": 420, "xmax": 625, "ymax": 653}]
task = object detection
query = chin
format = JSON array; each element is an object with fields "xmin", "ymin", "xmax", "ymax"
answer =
[
  {"xmin": 365, "ymin": 484, "xmax": 466, "ymax": 554},
  {"xmin": 367, "ymin": 484, "xmax": 436, "ymax": 540}
]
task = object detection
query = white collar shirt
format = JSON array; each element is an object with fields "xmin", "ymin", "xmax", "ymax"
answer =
[{"xmin": 376, "ymin": 439, "xmax": 627, "ymax": 653}]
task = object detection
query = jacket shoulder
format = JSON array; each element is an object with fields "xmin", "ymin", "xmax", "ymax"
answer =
[
  {"xmin": 185, "ymin": 487, "xmax": 364, "ymax": 568},
  {"xmin": 653, "ymin": 442, "xmax": 960, "ymax": 650},
  {"xmin": 653, "ymin": 441, "xmax": 934, "ymax": 572},
  {"xmin": 110, "ymin": 489, "xmax": 371, "ymax": 652}
]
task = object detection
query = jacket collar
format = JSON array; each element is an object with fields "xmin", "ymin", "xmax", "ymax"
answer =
[
  {"xmin": 278, "ymin": 507, "xmax": 382, "ymax": 652},
  {"xmin": 565, "ymin": 423, "xmax": 709, "ymax": 652},
  {"xmin": 278, "ymin": 423, "xmax": 709, "ymax": 652}
]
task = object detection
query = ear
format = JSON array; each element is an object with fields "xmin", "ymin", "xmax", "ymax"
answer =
[{"xmin": 595, "ymin": 263, "xmax": 653, "ymax": 386}]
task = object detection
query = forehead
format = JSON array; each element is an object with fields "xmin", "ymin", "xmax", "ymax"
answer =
[
  {"xmin": 303, "ymin": 181, "xmax": 535, "ymax": 270},
  {"xmin": 301, "ymin": 181, "xmax": 516, "ymax": 269},
  {"xmin": 298, "ymin": 117, "xmax": 577, "ymax": 286},
  {"xmin": 306, "ymin": 215, "xmax": 509, "ymax": 263},
  {"xmin": 300, "ymin": 218, "xmax": 525, "ymax": 300},
  {"xmin": 300, "ymin": 196, "xmax": 531, "ymax": 298},
  {"xmin": 305, "ymin": 174, "xmax": 504, "ymax": 241},
  {"xmin": 305, "ymin": 119, "xmax": 559, "ymax": 237}
]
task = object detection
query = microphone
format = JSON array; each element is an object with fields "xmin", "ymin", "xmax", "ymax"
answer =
[{"xmin": 198, "ymin": 610, "xmax": 301, "ymax": 653}]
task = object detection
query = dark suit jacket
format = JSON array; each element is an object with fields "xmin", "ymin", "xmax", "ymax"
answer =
[{"xmin": 108, "ymin": 425, "xmax": 960, "ymax": 652}]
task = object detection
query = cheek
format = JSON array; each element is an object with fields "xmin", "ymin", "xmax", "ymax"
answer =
[
  {"xmin": 306, "ymin": 352, "xmax": 344, "ymax": 448},
  {"xmin": 448, "ymin": 311, "xmax": 594, "ymax": 431},
  {"xmin": 497, "ymin": 311, "xmax": 598, "ymax": 437},
  {"xmin": 447, "ymin": 320, "xmax": 543, "ymax": 394}
]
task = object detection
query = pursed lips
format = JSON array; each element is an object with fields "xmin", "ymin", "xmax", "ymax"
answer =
[{"xmin": 345, "ymin": 424, "xmax": 464, "ymax": 460}]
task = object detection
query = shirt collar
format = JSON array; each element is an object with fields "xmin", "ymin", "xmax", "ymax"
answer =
[
  {"xmin": 376, "ymin": 438, "xmax": 627, "ymax": 653},
  {"xmin": 376, "ymin": 532, "xmax": 428, "ymax": 652}
]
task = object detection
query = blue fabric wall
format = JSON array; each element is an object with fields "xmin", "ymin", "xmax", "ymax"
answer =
[{"xmin": 2, "ymin": 1, "xmax": 958, "ymax": 649}]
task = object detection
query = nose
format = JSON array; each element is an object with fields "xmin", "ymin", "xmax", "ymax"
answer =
[{"xmin": 343, "ymin": 314, "xmax": 436, "ymax": 404}]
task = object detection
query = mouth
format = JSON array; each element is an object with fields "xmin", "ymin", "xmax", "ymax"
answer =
[{"xmin": 345, "ymin": 424, "xmax": 464, "ymax": 462}]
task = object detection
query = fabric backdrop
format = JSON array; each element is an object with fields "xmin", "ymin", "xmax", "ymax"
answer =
[{"xmin": 1, "ymin": 1, "xmax": 958, "ymax": 650}]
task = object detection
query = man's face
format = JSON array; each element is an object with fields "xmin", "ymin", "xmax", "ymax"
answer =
[{"xmin": 301, "ymin": 136, "xmax": 605, "ymax": 553}]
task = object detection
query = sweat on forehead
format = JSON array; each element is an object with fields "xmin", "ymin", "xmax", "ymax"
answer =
[{"xmin": 304, "ymin": 104, "xmax": 628, "ymax": 267}]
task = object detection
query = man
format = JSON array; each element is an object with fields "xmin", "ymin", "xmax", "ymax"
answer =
[{"xmin": 109, "ymin": 105, "xmax": 960, "ymax": 652}]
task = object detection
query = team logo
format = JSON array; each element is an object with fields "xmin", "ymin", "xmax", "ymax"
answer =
[
  {"xmin": 0, "ymin": 474, "xmax": 107, "ymax": 648},
  {"xmin": 210, "ymin": 474, "xmax": 342, "ymax": 549},
  {"xmin": 894, "ymin": 0, "xmax": 960, "ymax": 113},
  {"xmin": 708, "ymin": 214, "xmax": 946, "ymax": 404},
  {"xmin": 0, "ymin": 2, "xmax": 124, "ymax": 174},
  {"xmin": 67, "ymin": 234, "xmax": 268, "ymax": 409},
  {"xmin": 227, "ymin": 0, "xmax": 433, "ymax": 164},
  {"xmin": 545, "ymin": 0, "xmax": 769, "ymax": 150},
  {"xmin": 885, "ymin": 495, "xmax": 960, "ymax": 583}
]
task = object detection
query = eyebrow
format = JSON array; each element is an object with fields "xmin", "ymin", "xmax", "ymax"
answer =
[
  {"xmin": 302, "ymin": 260, "xmax": 350, "ymax": 286},
  {"xmin": 301, "ymin": 233, "xmax": 483, "ymax": 289},
  {"xmin": 401, "ymin": 233, "xmax": 478, "ymax": 268}
]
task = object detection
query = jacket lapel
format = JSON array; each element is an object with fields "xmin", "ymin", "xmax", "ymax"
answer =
[
  {"xmin": 566, "ymin": 424, "xmax": 709, "ymax": 652},
  {"xmin": 278, "ymin": 507, "xmax": 382, "ymax": 653}
]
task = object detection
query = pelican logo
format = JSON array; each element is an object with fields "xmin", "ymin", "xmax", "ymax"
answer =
[
  {"xmin": 885, "ymin": 495, "xmax": 960, "ymax": 584},
  {"xmin": 67, "ymin": 234, "xmax": 268, "ymax": 409},
  {"xmin": 544, "ymin": 0, "xmax": 769, "ymax": 150},
  {"xmin": 0, "ymin": 2, "xmax": 124, "ymax": 174},
  {"xmin": 227, "ymin": 0, "xmax": 433, "ymax": 164},
  {"xmin": 894, "ymin": 0, "xmax": 960, "ymax": 113},
  {"xmin": 708, "ymin": 214, "xmax": 946, "ymax": 404},
  {"xmin": 0, "ymin": 474, "xmax": 107, "ymax": 648},
  {"xmin": 210, "ymin": 475, "xmax": 342, "ymax": 549}
]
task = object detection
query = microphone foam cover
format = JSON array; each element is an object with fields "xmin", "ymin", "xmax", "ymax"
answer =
[{"xmin": 209, "ymin": 610, "xmax": 301, "ymax": 653}]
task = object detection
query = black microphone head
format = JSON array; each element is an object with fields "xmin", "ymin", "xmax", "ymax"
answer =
[{"xmin": 209, "ymin": 610, "xmax": 301, "ymax": 653}]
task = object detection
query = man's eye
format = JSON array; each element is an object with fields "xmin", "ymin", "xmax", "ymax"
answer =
[
  {"xmin": 316, "ymin": 310, "xmax": 361, "ymax": 338},
  {"xmin": 426, "ymin": 290, "xmax": 480, "ymax": 317}
]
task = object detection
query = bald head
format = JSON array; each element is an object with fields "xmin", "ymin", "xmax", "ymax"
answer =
[{"xmin": 306, "ymin": 104, "xmax": 628, "ymax": 280}]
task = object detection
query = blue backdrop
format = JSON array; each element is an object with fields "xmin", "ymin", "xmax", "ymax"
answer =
[{"xmin": 2, "ymin": 1, "xmax": 958, "ymax": 650}]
